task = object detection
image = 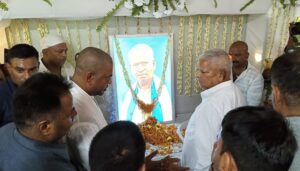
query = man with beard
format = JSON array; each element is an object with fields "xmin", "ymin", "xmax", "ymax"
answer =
[
  {"xmin": 67, "ymin": 47, "xmax": 113, "ymax": 171},
  {"xmin": 229, "ymin": 41, "xmax": 264, "ymax": 106}
]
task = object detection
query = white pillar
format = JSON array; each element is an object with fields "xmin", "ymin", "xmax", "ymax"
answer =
[{"xmin": 0, "ymin": 19, "xmax": 10, "ymax": 64}]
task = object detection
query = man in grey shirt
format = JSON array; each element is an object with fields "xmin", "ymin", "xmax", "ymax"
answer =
[
  {"xmin": 0, "ymin": 73, "xmax": 77, "ymax": 171},
  {"xmin": 271, "ymin": 50, "xmax": 300, "ymax": 171}
]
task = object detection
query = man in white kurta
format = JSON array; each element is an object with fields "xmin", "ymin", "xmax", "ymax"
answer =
[
  {"xmin": 181, "ymin": 49, "xmax": 246, "ymax": 171},
  {"xmin": 66, "ymin": 47, "xmax": 113, "ymax": 171},
  {"xmin": 233, "ymin": 62, "xmax": 264, "ymax": 106},
  {"xmin": 39, "ymin": 34, "xmax": 74, "ymax": 79},
  {"xmin": 39, "ymin": 58, "xmax": 74, "ymax": 80},
  {"xmin": 229, "ymin": 41, "xmax": 264, "ymax": 106}
]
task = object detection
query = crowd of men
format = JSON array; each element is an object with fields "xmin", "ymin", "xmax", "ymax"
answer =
[{"xmin": 0, "ymin": 25, "xmax": 300, "ymax": 171}]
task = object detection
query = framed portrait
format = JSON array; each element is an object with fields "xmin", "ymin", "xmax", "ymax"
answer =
[{"xmin": 109, "ymin": 33, "xmax": 175, "ymax": 124}]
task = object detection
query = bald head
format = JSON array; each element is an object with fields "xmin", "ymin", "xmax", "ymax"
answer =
[
  {"xmin": 75, "ymin": 47, "xmax": 112, "ymax": 74},
  {"xmin": 229, "ymin": 41, "xmax": 249, "ymax": 69},
  {"xmin": 230, "ymin": 41, "xmax": 248, "ymax": 51},
  {"xmin": 73, "ymin": 47, "xmax": 113, "ymax": 96}
]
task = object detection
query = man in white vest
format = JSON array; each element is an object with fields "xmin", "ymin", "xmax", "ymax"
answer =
[{"xmin": 67, "ymin": 47, "xmax": 113, "ymax": 171}]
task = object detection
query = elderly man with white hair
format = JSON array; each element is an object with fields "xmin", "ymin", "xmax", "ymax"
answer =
[
  {"xmin": 181, "ymin": 49, "xmax": 246, "ymax": 171},
  {"xmin": 40, "ymin": 34, "xmax": 74, "ymax": 79},
  {"xmin": 120, "ymin": 43, "xmax": 172, "ymax": 124}
]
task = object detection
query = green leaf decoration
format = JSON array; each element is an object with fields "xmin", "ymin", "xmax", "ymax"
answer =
[
  {"xmin": 131, "ymin": 5, "xmax": 144, "ymax": 16},
  {"xmin": 43, "ymin": 0, "xmax": 52, "ymax": 6},
  {"xmin": 96, "ymin": 0, "xmax": 127, "ymax": 32},
  {"xmin": 167, "ymin": 0, "xmax": 176, "ymax": 10},
  {"xmin": 280, "ymin": 0, "xmax": 286, "ymax": 8},
  {"xmin": 184, "ymin": 2, "xmax": 188, "ymax": 13},
  {"xmin": 290, "ymin": 0, "xmax": 297, "ymax": 6},
  {"xmin": 214, "ymin": 0, "xmax": 218, "ymax": 8},
  {"xmin": 240, "ymin": 0, "xmax": 255, "ymax": 11},
  {"xmin": 162, "ymin": 0, "xmax": 168, "ymax": 10},
  {"xmin": 154, "ymin": 0, "xmax": 159, "ymax": 12},
  {"xmin": 0, "ymin": 1, "xmax": 8, "ymax": 11}
]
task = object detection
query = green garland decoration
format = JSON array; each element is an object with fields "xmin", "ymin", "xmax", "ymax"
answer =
[
  {"xmin": 240, "ymin": 0, "xmax": 255, "ymax": 11},
  {"xmin": 0, "ymin": 1, "xmax": 8, "ymax": 11},
  {"xmin": 240, "ymin": 0, "xmax": 298, "ymax": 11},
  {"xmin": 43, "ymin": 0, "xmax": 52, "ymax": 6},
  {"xmin": 96, "ymin": 0, "xmax": 126, "ymax": 32},
  {"xmin": 114, "ymin": 35, "xmax": 170, "ymax": 114},
  {"xmin": 214, "ymin": 0, "xmax": 218, "ymax": 8},
  {"xmin": 0, "ymin": 0, "xmax": 52, "ymax": 11}
]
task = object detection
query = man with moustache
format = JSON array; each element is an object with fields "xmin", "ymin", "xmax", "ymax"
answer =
[
  {"xmin": 40, "ymin": 34, "xmax": 74, "ymax": 79},
  {"xmin": 229, "ymin": 41, "xmax": 264, "ymax": 106},
  {"xmin": 67, "ymin": 47, "xmax": 113, "ymax": 171}
]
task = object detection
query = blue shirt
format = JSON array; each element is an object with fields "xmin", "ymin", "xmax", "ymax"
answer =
[
  {"xmin": 0, "ymin": 123, "xmax": 76, "ymax": 171},
  {"xmin": 0, "ymin": 78, "xmax": 16, "ymax": 127}
]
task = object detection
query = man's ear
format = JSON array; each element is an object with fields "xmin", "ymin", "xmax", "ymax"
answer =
[
  {"xmin": 218, "ymin": 152, "xmax": 238, "ymax": 171},
  {"xmin": 272, "ymin": 85, "xmax": 284, "ymax": 111},
  {"xmin": 5, "ymin": 63, "xmax": 12, "ymax": 73},
  {"xmin": 37, "ymin": 120, "xmax": 52, "ymax": 136},
  {"xmin": 86, "ymin": 71, "xmax": 95, "ymax": 83},
  {"xmin": 218, "ymin": 69, "xmax": 227, "ymax": 82}
]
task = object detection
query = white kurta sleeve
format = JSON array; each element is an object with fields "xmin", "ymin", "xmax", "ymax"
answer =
[
  {"xmin": 247, "ymin": 73, "xmax": 264, "ymax": 106},
  {"xmin": 67, "ymin": 122, "xmax": 99, "ymax": 171},
  {"xmin": 182, "ymin": 104, "xmax": 220, "ymax": 171}
]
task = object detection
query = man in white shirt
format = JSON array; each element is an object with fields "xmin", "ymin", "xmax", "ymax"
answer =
[
  {"xmin": 181, "ymin": 49, "xmax": 246, "ymax": 171},
  {"xmin": 40, "ymin": 34, "xmax": 74, "ymax": 79},
  {"xmin": 229, "ymin": 41, "xmax": 264, "ymax": 106},
  {"xmin": 67, "ymin": 47, "xmax": 113, "ymax": 171}
]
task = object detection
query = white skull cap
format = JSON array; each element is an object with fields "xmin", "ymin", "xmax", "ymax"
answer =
[{"xmin": 40, "ymin": 34, "xmax": 65, "ymax": 50}]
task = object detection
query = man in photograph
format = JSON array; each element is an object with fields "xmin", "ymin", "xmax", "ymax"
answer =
[{"xmin": 120, "ymin": 43, "xmax": 172, "ymax": 124}]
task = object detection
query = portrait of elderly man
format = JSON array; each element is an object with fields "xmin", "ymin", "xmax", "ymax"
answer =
[
  {"xmin": 120, "ymin": 43, "xmax": 172, "ymax": 124},
  {"xmin": 181, "ymin": 49, "xmax": 246, "ymax": 171},
  {"xmin": 40, "ymin": 34, "xmax": 74, "ymax": 79}
]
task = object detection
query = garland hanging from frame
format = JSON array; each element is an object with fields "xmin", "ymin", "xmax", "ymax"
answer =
[{"xmin": 114, "ymin": 35, "xmax": 170, "ymax": 117}]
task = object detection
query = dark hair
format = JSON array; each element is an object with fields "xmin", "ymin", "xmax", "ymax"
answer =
[
  {"xmin": 89, "ymin": 121, "xmax": 145, "ymax": 171},
  {"xmin": 221, "ymin": 106, "xmax": 297, "ymax": 171},
  {"xmin": 271, "ymin": 50, "xmax": 300, "ymax": 106},
  {"xmin": 5, "ymin": 44, "xmax": 39, "ymax": 63},
  {"xmin": 13, "ymin": 73, "xmax": 72, "ymax": 129}
]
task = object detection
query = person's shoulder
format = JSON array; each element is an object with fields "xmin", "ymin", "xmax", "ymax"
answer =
[
  {"xmin": 0, "ymin": 79, "xmax": 10, "ymax": 93},
  {"xmin": 0, "ymin": 123, "xmax": 15, "ymax": 144},
  {"xmin": 211, "ymin": 82, "xmax": 243, "ymax": 101},
  {"xmin": 0, "ymin": 122, "xmax": 14, "ymax": 131},
  {"xmin": 246, "ymin": 63, "xmax": 263, "ymax": 78}
]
